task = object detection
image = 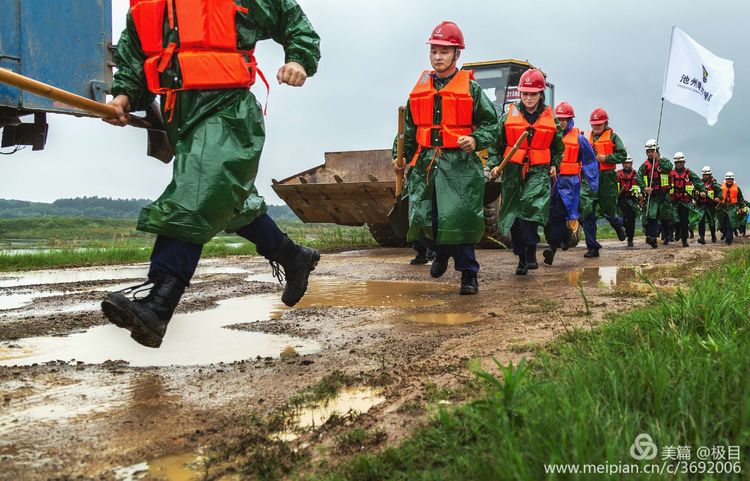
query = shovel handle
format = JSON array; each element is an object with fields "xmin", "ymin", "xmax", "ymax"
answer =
[
  {"xmin": 490, "ymin": 130, "xmax": 529, "ymax": 179},
  {"xmin": 0, "ymin": 68, "xmax": 151, "ymax": 128},
  {"xmin": 395, "ymin": 106, "xmax": 406, "ymax": 197}
]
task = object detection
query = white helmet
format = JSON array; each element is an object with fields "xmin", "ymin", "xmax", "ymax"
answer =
[
  {"xmin": 725, "ymin": 172, "xmax": 735, "ymax": 180},
  {"xmin": 624, "ymin": 154, "xmax": 633, "ymax": 163},
  {"xmin": 645, "ymin": 139, "xmax": 658, "ymax": 150},
  {"xmin": 673, "ymin": 152, "xmax": 686, "ymax": 162},
  {"xmin": 702, "ymin": 166, "xmax": 712, "ymax": 175}
]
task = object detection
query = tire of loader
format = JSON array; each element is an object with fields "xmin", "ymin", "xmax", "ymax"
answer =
[
  {"xmin": 367, "ymin": 223, "xmax": 409, "ymax": 247},
  {"xmin": 478, "ymin": 198, "xmax": 512, "ymax": 249}
]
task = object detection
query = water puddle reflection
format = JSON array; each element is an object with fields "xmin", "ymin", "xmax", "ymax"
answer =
[
  {"xmin": 0, "ymin": 294, "xmax": 319, "ymax": 367},
  {"xmin": 276, "ymin": 387, "xmax": 385, "ymax": 441},
  {"xmin": 406, "ymin": 312, "xmax": 479, "ymax": 325}
]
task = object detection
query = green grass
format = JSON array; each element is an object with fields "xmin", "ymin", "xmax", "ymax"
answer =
[
  {"xmin": 0, "ymin": 217, "xmax": 377, "ymax": 272},
  {"xmin": 317, "ymin": 247, "xmax": 750, "ymax": 481}
]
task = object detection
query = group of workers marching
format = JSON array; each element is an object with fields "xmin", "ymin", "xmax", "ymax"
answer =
[{"xmin": 394, "ymin": 21, "xmax": 747, "ymax": 295}]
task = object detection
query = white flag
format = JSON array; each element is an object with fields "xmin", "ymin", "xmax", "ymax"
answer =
[{"xmin": 662, "ymin": 27, "xmax": 734, "ymax": 126}]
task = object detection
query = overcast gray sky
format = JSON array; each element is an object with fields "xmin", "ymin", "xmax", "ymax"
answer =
[{"xmin": 2, "ymin": 0, "xmax": 748, "ymax": 203}]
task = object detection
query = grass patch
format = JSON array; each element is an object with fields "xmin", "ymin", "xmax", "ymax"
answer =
[
  {"xmin": 317, "ymin": 247, "xmax": 750, "ymax": 480},
  {"xmin": 0, "ymin": 217, "xmax": 377, "ymax": 272}
]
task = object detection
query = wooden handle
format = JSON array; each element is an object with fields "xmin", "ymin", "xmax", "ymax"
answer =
[
  {"xmin": 395, "ymin": 106, "xmax": 406, "ymax": 197},
  {"xmin": 491, "ymin": 130, "xmax": 529, "ymax": 178},
  {"xmin": 0, "ymin": 68, "xmax": 150, "ymax": 128}
]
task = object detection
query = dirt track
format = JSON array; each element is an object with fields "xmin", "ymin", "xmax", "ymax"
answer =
[{"xmin": 0, "ymin": 239, "xmax": 738, "ymax": 480}]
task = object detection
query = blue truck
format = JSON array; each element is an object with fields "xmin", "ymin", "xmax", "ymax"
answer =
[{"xmin": 0, "ymin": 0, "xmax": 113, "ymax": 151}]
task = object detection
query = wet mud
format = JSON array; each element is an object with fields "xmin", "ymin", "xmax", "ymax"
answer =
[{"xmin": 0, "ymin": 240, "xmax": 734, "ymax": 480}]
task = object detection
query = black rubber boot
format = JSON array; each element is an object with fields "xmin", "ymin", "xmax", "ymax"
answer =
[
  {"xmin": 526, "ymin": 246, "xmax": 539, "ymax": 270},
  {"xmin": 711, "ymin": 231, "xmax": 717, "ymax": 243},
  {"xmin": 430, "ymin": 256, "xmax": 449, "ymax": 278},
  {"xmin": 101, "ymin": 274, "xmax": 186, "ymax": 348},
  {"xmin": 426, "ymin": 248, "xmax": 436, "ymax": 261},
  {"xmin": 542, "ymin": 247, "xmax": 556, "ymax": 266},
  {"xmin": 459, "ymin": 271, "xmax": 478, "ymax": 295},
  {"xmin": 682, "ymin": 238, "xmax": 689, "ymax": 247},
  {"xmin": 698, "ymin": 236, "xmax": 706, "ymax": 245},
  {"xmin": 627, "ymin": 238, "xmax": 634, "ymax": 247},
  {"xmin": 646, "ymin": 236, "xmax": 658, "ymax": 249},
  {"xmin": 515, "ymin": 254, "xmax": 528, "ymax": 276},
  {"xmin": 267, "ymin": 236, "xmax": 321, "ymax": 307},
  {"xmin": 615, "ymin": 224, "xmax": 627, "ymax": 241},
  {"xmin": 410, "ymin": 252, "xmax": 428, "ymax": 265},
  {"xmin": 584, "ymin": 248, "xmax": 599, "ymax": 258}
]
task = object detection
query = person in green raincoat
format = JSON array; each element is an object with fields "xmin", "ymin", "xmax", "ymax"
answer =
[
  {"xmin": 580, "ymin": 108, "xmax": 628, "ymax": 258},
  {"xmin": 696, "ymin": 165, "xmax": 723, "ymax": 244},
  {"xmin": 616, "ymin": 155, "xmax": 641, "ymax": 247},
  {"xmin": 101, "ymin": 0, "xmax": 321, "ymax": 348},
  {"xmin": 668, "ymin": 152, "xmax": 706, "ymax": 247},
  {"xmin": 717, "ymin": 172, "xmax": 745, "ymax": 245},
  {"xmin": 489, "ymin": 68, "xmax": 563, "ymax": 275},
  {"xmin": 392, "ymin": 21, "xmax": 498, "ymax": 294},
  {"xmin": 636, "ymin": 139, "xmax": 673, "ymax": 249}
]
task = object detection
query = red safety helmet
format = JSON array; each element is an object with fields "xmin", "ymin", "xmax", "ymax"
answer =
[
  {"xmin": 589, "ymin": 108, "xmax": 609, "ymax": 125},
  {"xmin": 518, "ymin": 69, "xmax": 546, "ymax": 93},
  {"xmin": 554, "ymin": 102, "xmax": 575, "ymax": 119},
  {"xmin": 427, "ymin": 21, "xmax": 465, "ymax": 49}
]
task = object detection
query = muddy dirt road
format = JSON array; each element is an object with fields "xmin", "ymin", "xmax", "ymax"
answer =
[{"xmin": 0, "ymin": 240, "xmax": 736, "ymax": 480}]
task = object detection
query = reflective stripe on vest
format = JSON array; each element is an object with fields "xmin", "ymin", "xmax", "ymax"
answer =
[
  {"xmin": 643, "ymin": 160, "xmax": 670, "ymax": 190},
  {"xmin": 670, "ymin": 169, "xmax": 694, "ymax": 201},
  {"xmin": 618, "ymin": 169, "xmax": 637, "ymax": 194},
  {"xmin": 722, "ymin": 182, "xmax": 739, "ymax": 204},
  {"xmin": 702, "ymin": 180, "xmax": 716, "ymax": 201},
  {"xmin": 504, "ymin": 104, "xmax": 557, "ymax": 166},
  {"xmin": 409, "ymin": 70, "xmax": 474, "ymax": 149},
  {"xmin": 130, "ymin": 0, "xmax": 259, "ymax": 96},
  {"xmin": 587, "ymin": 129, "xmax": 617, "ymax": 171},
  {"xmin": 559, "ymin": 127, "xmax": 581, "ymax": 176}
]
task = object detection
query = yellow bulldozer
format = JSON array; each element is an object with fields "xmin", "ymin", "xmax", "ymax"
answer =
[{"xmin": 272, "ymin": 60, "xmax": 554, "ymax": 247}]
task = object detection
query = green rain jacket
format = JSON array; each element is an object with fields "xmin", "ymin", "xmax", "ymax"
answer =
[
  {"xmin": 112, "ymin": 0, "xmax": 321, "ymax": 244},
  {"xmin": 582, "ymin": 128, "xmax": 627, "ymax": 222},
  {"xmin": 697, "ymin": 178, "xmax": 723, "ymax": 229},
  {"xmin": 490, "ymin": 102, "xmax": 564, "ymax": 234},
  {"xmin": 670, "ymin": 168, "xmax": 706, "ymax": 227},
  {"xmin": 393, "ymin": 71, "xmax": 499, "ymax": 245},
  {"xmin": 636, "ymin": 155, "xmax": 674, "ymax": 222},
  {"xmin": 616, "ymin": 168, "xmax": 641, "ymax": 219}
]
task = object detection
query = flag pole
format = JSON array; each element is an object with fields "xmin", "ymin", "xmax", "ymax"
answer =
[{"xmin": 646, "ymin": 27, "xmax": 676, "ymax": 218}]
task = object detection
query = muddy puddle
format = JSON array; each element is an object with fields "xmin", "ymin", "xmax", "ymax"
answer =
[
  {"xmin": 0, "ymin": 263, "xmax": 251, "ymax": 288},
  {"xmin": 294, "ymin": 278, "xmax": 453, "ymax": 309},
  {"xmin": 277, "ymin": 386, "xmax": 386, "ymax": 441},
  {"xmin": 0, "ymin": 293, "xmax": 319, "ymax": 367},
  {"xmin": 114, "ymin": 453, "xmax": 207, "ymax": 481},
  {"xmin": 559, "ymin": 266, "xmax": 640, "ymax": 288},
  {"xmin": 406, "ymin": 312, "xmax": 480, "ymax": 325}
]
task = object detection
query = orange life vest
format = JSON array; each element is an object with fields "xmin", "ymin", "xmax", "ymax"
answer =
[
  {"xmin": 559, "ymin": 127, "xmax": 581, "ymax": 176},
  {"xmin": 504, "ymin": 104, "xmax": 557, "ymax": 166},
  {"xmin": 722, "ymin": 182, "xmax": 739, "ymax": 204},
  {"xmin": 409, "ymin": 70, "xmax": 474, "ymax": 149},
  {"xmin": 617, "ymin": 169, "xmax": 637, "ymax": 195},
  {"xmin": 130, "ymin": 0, "xmax": 265, "ymax": 119},
  {"xmin": 586, "ymin": 129, "xmax": 617, "ymax": 171}
]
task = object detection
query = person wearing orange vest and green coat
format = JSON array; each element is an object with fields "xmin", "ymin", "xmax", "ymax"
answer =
[
  {"xmin": 580, "ymin": 108, "xmax": 628, "ymax": 258},
  {"xmin": 542, "ymin": 101, "xmax": 598, "ymax": 266},
  {"xmin": 717, "ymin": 172, "xmax": 745, "ymax": 245},
  {"xmin": 489, "ymin": 69, "xmax": 564, "ymax": 275},
  {"xmin": 392, "ymin": 21, "xmax": 499, "ymax": 295},
  {"xmin": 100, "ymin": 0, "xmax": 321, "ymax": 348},
  {"xmin": 668, "ymin": 152, "xmax": 706, "ymax": 247}
]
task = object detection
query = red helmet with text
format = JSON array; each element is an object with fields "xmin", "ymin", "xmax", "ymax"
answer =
[
  {"xmin": 554, "ymin": 102, "xmax": 575, "ymax": 119},
  {"xmin": 589, "ymin": 108, "xmax": 609, "ymax": 125},
  {"xmin": 518, "ymin": 69, "xmax": 546, "ymax": 93},
  {"xmin": 427, "ymin": 21, "xmax": 465, "ymax": 49}
]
